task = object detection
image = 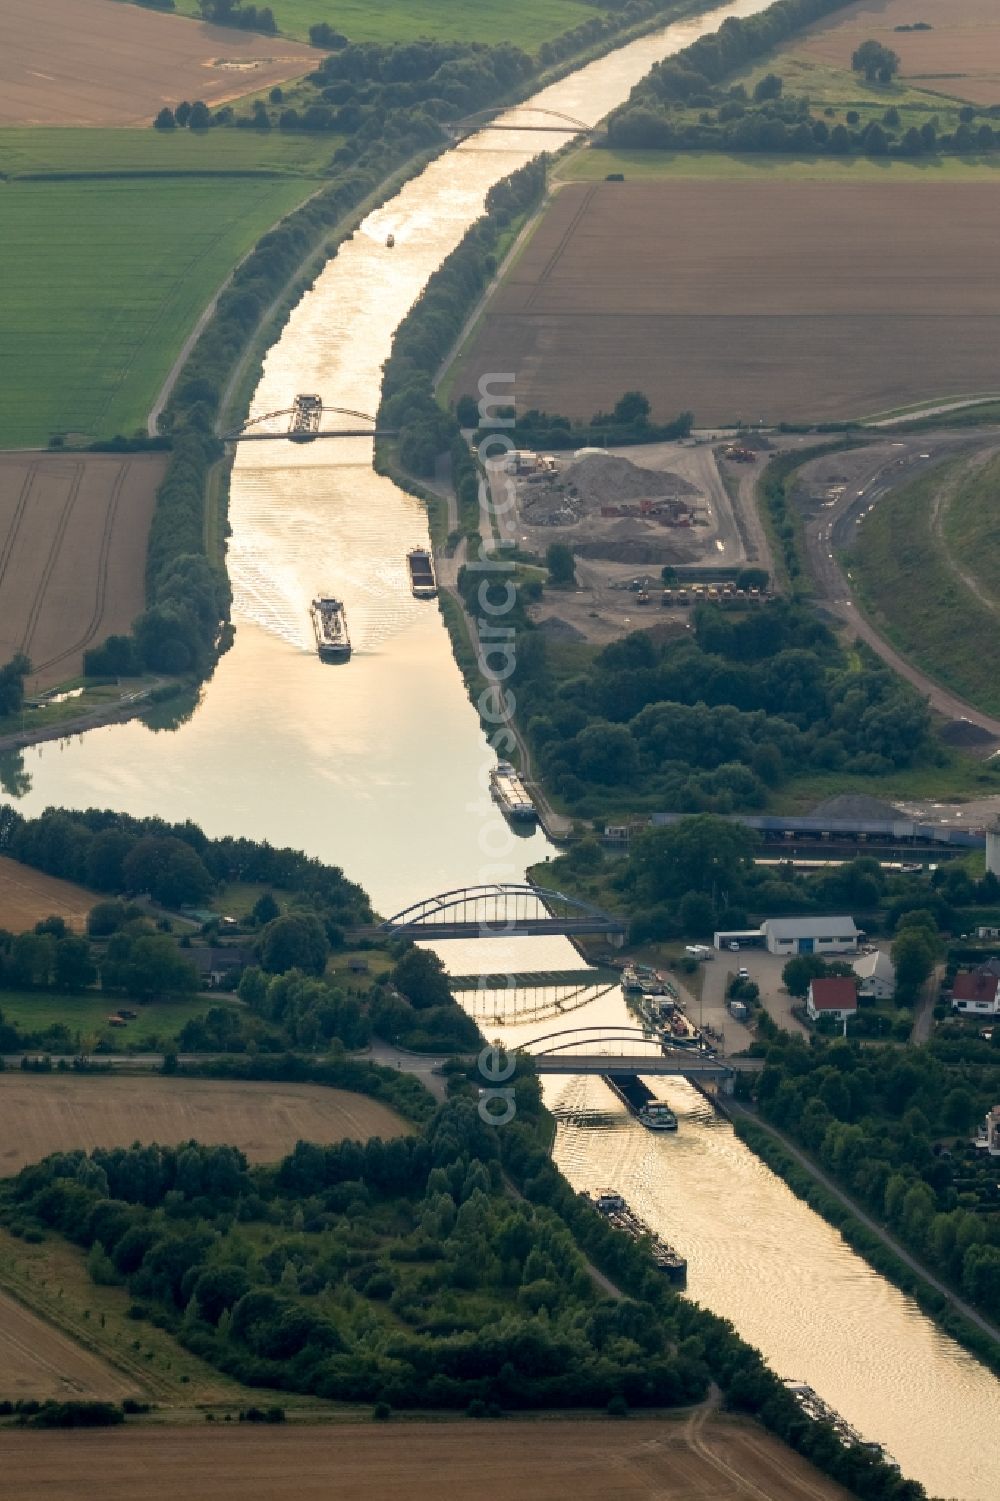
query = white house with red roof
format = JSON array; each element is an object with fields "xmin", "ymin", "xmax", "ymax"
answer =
[
  {"xmin": 806, "ymin": 976, "xmax": 859, "ymax": 1025},
  {"xmin": 951, "ymin": 970, "xmax": 1000, "ymax": 1017}
]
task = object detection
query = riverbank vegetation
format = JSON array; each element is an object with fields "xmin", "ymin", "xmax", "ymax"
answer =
[{"xmin": 745, "ymin": 1031, "xmax": 1000, "ymax": 1331}]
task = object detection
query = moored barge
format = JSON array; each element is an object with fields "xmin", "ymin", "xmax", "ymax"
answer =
[
  {"xmin": 582, "ymin": 1189, "xmax": 687, "ymax": 1286},
  {"xmin": 489, "ymin": 761, "xmax": 537, "ymax": 824},
  {"xmin": 407, "ymin": 546, "xmax": 437, "ymax": 598}
]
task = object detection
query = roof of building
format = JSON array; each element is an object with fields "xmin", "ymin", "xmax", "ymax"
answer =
[
  {"xmin": 976, "ymin": 958, "xmax": 1000, "ymax": 980},
  {"xmin": 809, "ymin": 977, "xmax": 859, "ymax": 1011},
  {"xmin": 852, "ymin": 950, "xmax": 895, "ymax": 984},
  {"xmin": 763, "ymin": 916, "xmax": 858, "ymax": 939},
  {"xmin": 197, "ymin": 946, "xmax": 255, "ymax": 971},
  {"xmin": 953, "ymin": 971, "xmax": 1000, "ymax": 1003}
]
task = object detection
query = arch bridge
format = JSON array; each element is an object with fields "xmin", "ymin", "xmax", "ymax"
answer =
[
  {"xmin": 519, "ymin": 1025, "xmax": 752, "ymax": 1079},
  {"xmin": 223, "ymin": 396, "xmax": 397, "ymax": 443},
  {"xmin": 448, "ymin": 106, "xmax": 597, "ymax": 141},
  {"xmin": 371, "ymin": 883, "xmax": 627, "ymax": 941}
]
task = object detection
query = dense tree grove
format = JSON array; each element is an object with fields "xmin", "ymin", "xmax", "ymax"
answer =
[
  {"xmin": 517, "ymin": 598, "xmax": 934, "ymax": 817},
  {"xmin": 0, "ymin": 806, "xmax": 371, "ymax": 927},
  {"xmin": 753, "ymin": 1035, "xmax": 1000, "ymax": 1321},
  {"xmin": 0, "ymin": 1074, "xmax": 930, "ymax": 1495},
  {"xmin": 0, "ymin": 654, "xmax": 31, "ymax": 717}
]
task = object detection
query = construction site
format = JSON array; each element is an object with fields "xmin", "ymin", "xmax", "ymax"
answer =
[{"xmin": 495, "ymin": 437, "xmax": 774, "ymax": 644}]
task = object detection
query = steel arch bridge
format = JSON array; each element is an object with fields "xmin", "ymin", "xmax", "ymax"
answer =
[
  {"xmin": 524, "ymin": 1025, "xmax": 659, "ymax": 1056},
  {"xmin": 374, "ymin": 883, "xmax": 627, "ymax": 941},
  {"xmin": 223, "ymin": 403, "xmax": 397, "ymax": 443},
  {"xmin": 450, "ymin": 106, "xmax": 595, "ymax": 138}
]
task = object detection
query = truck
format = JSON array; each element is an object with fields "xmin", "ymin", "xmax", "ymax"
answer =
[{"xmin": 685, "ymin": 944, "xmax": 714, "ymax": 960}]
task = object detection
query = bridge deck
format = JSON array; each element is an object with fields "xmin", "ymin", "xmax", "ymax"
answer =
[
  {"xmin": 532, "ymin": 1053, "xmax": 760, "ymax": 1077},
  {"xmin": 367, "ymin": 918, "xmax": 626, "ymax": 940},
  {"xmin": 447, "ymin": 967, "xmax": 619, "ymax": 991}
]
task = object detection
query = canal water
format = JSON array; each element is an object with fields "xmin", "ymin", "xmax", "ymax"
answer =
[{"xmin": 4, "ymin": 2, "xmax": 998, "ymax": 1492}]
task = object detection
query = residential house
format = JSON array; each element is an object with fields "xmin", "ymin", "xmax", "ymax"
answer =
[
  {"xmin": 806, "ymin": 976, "xmax": 859, "ymax": 1025},
  {"xmin": 951, "ymin": 971, "xmax": 1000, "ymax": 1017},
  {"xmin": 975, "ymin": 1106, "xmax": 1000, "ymax": 1157},
  {"xmin": 852, "ymin": 949, "xmax": 895, "ymax": 1001}
]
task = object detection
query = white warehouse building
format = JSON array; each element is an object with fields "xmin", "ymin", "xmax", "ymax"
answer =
[{"xmin": 714, "ymin": 916, "xmax": 859, "ymax": 956}]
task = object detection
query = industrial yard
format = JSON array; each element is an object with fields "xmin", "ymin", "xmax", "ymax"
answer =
[{"xmin": 492, "ymin": 438, "xmax": 779, "ymax": 645}]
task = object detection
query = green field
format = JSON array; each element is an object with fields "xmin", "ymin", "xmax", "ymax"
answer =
[
  {"xmin": 163, "ymin": 0, "xmax": 598, "ymax": 48},
  {"xmin": 0, "ymin": 126, "xmax": 337, "ymax": 177},
  {"xmin": 847, "ymin": 457, "xmax": 1000, "ymax": 718},
  {"xmin": 0, "ymin": 173, "xmax": 317, "ymax": 446},
  {"xmin": 558, "ymin": 145, "xmax": 1000, "ymax": 182},
  {"xmin": 941, "ymin": 453, "xmax": 1000, "ymax": 611},
  {"xmin": 0, "ymin": 990, "xmax": 239, "ymax": 1048}
]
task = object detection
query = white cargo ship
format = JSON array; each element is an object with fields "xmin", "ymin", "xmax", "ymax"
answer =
[{"xmin": 489, "ymin": 761, "xmax": 537, "ymax": 824}]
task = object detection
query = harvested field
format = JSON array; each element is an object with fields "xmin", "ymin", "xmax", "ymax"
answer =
[
  {"xmin": 796, "ymin": 0, "xmax": 1000, "ymax": 107},
  {"xmin": 0, "ymin": 855, "xmax": 97, "ymax": 934},
  {"xmin": 455, "ymin": 181, "xmax": 1000, "ymax": 425},
  {"xmin": 0, "ymin": 1289, "xmax": 135, "ymax": 1403},
  {"xmin": 0, "ymin": 1416, "xmax": 855, "ymax": 1501},
  {"xmin": 0, "ymin": 0, "xmax": 316, "ymax": 127},
  {"xmin": 0, "ymin": 453, "xmax": 162, "ymax": 690},
  {"xmin": 0, "ymin": 1077, "xmax": 411, "ymax": 1175}
]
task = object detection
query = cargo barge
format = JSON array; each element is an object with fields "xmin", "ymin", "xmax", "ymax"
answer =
[
  {"xmin": 582, "ymin": 1189, "xmax": 687, "ymax": 1286},
  {"xmin": 604, "ymin": 1073, "xmax": 678, "ymax": 1132},
  {"xmin": 289, "ymin": 393, "xmax": 322, "ymax": 442},
  {"xmin": 489, "ymin": 761, "xmax": 537, "ymax": 824},
  {"xmin": 310, "ymin": 596, "xmax": 351, "ymax": 662},
  {"xmin": 783, "ymin": 1381, "xmax": 898, "ymax": 1471},
  {"xmin": 407, "ymin": 547, "xmax": 437, "ymax": 598}
]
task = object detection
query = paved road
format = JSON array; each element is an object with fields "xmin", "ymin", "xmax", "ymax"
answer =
[
  {"xmin": 729, "ymin": 1101, "xmax": 1000, "ymax": 1347},
  {"xmin": 799, "ymin": 432, "xmax": 1000, "ymax": 740}
]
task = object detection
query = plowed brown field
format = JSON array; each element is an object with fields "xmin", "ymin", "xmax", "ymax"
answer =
[
  {"xmin": 796, "ymin": 0, "xmax": 1000, "ymax": 107},
  {"xmin": 0, "ymin": 855, "xmax": 96, "ymax": 933},
  {"xmin": 455, "ymin": 180, "xmax": 1000, "ymax": 425},
  {"xmin": 0, "ymin": 1289, "xmax": 135, "ymax": 1402},
  {"xmin": 0, "ymin": 1077, "xmax": 411, "ymax": 1175},
  {"xmin": 0, "ymin": 452, "xmax": 162, "ymax": 690},
  {"xmin": 0, "ymin": 0, "xmax": 316, "ymax": 126},
  {"xmin": 0, "ymin": 1416, "xmax": 854, "ymax": 1501}
]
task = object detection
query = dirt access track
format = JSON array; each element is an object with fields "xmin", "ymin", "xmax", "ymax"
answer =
[
  {"xmin": 0, "ymin": 854, "xmax": 97, "ymax": 934},
  {"xmin": 0, "ymin": 1077, "xmax": 412, "ymax": 1176},
  {"xmin": 0, "ymin": 1414, "xmax": 854, "ymax": 1501},
  {"xmin": 0, "ymin": 451, "xmax": 163, "ymax": 690},
  {"xmin": 0, "ymin": 0, "xmax": 317, "ymax": 127},
  {"xmin": 455, "ymin": 180, "xmax": 1000, "ymax": 426},
  {"xmin": 796, "ymin": 0, "xmax": 1000, "ymax": 107}
]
